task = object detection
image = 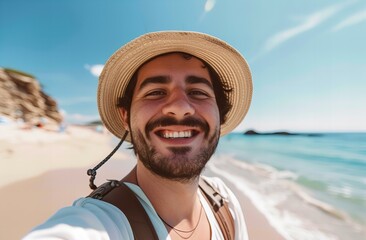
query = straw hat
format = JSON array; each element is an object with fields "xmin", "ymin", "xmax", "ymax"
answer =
[{"xmin": 98, "ymin": 31, "xmax": 252, "ymax": 140}]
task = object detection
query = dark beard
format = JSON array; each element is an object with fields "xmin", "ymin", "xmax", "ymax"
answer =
[{"xmin": 130, "ymin": 117, "xmax": 220, "ymax": 183}]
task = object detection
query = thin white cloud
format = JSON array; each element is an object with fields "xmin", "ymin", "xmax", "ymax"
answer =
[
  {"xmin": 84, "ymin": 64, "xmax": 104, "ymax": 77},
  {"xmin": 204, "ymin": 0, "xmax": 216, "ymax": 12},
  {"xmin": 263, "ymin": 2, "xmax": 350, "ymax": 53},
  {"xmin": 332, "ymin": 9, "xmax": 366, "ymax": 31},
  {"xmin": 199, "ymin": 0, "xmax": 216, "ymax": 22}
]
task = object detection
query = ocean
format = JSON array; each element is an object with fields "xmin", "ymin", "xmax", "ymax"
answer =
[{"xmin": 210, "ymin": 132, "xmax": 366, "ymax": 240}]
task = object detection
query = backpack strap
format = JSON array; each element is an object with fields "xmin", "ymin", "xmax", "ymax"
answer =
[
  {"xmin": 87, "ymin": 172, "xmax": 159, "ymax": 240},
  {"xmin": 199, "ymin": 178, "xmax": 235, "ymax": 240},
  {"xmin": 87, "ymin": 169, "xmax": 234, "ymax": 240}
]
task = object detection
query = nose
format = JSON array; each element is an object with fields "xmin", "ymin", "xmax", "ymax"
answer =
[{"xmin": 162, "ymin": 91, "xmax": 195, "ymax": 118}]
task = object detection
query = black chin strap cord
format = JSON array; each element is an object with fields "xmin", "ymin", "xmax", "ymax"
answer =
[{"xmin": 87, "ymin": 131, "xmax": 129, "ymax": 190}]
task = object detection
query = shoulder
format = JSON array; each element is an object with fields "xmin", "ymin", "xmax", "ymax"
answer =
[
  {"xmin": 23, "ymin": 198, "xmax": 133, "ymax": 240},
  {"xmin": 201, "ymin": 176, "xmax": 249, "ymax": 240}
]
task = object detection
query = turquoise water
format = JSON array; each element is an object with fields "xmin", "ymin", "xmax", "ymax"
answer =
[{"xmin": 217, "ymin": 133, "xmax": 366, "ymax": 225}]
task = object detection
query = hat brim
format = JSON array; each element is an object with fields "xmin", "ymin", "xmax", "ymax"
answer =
[{"xmin": 98, "ymin": 31, "xmax": 252, "ymax": 140}]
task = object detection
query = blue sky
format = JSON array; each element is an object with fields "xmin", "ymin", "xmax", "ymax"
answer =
[{"xmin": 1, "ymin": 0, "xmax": 365, "ymax": 132}]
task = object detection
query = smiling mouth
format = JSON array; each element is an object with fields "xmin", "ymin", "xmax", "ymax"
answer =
[{"xmin": 155, "ymin": 130, "xmax": 199, "ymax": 139}]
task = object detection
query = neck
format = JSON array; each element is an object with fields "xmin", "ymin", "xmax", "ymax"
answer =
[{"xmin": 136, "ymin": 161, "xmax": 201, "ymax": 227}]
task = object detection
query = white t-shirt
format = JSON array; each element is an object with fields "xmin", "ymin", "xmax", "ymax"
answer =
[{"xmin": 23, "ymin": 176, "xmax": 248, "ymax": 240}]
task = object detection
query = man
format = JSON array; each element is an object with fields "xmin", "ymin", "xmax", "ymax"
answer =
[{"xmin": 24, "ymin": 31, "xmax": 252, "ymax": 240}]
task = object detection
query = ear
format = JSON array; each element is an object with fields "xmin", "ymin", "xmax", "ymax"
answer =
[{"xmin": 118, "ymin": 107, "xmax": 130, "ymax": 132}]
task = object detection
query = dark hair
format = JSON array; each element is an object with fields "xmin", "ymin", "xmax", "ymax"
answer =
[{"xmin": 117, "ymin": 53, "xmax": 232, "ymax": 124}]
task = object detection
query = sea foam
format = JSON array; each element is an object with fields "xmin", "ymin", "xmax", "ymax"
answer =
[{"xmin": 208, "ymin": 153, "xmax": 366, "ymax": 240}]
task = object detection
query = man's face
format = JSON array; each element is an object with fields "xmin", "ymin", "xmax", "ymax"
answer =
[{"xmin": 122, "ymin": 53, "xmax": 221, "ymax": 182}]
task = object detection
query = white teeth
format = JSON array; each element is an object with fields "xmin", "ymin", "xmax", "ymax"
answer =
[{"xmin": 163, "ymin": 131, "xmax": 192, "ymax": 139}]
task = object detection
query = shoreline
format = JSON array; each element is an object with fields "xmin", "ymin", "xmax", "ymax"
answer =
[
  {"xmin": 208, "ymin": 153, "xmax": 366, "ymax": 240},
  {"xmin": 204, "ymin": 165, "xmax": 285, "ymax": 239}
]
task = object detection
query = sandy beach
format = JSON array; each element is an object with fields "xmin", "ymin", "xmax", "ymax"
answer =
[{"xmin": 0, "ymin": 124, "xmax": 283, "ymax": 240}]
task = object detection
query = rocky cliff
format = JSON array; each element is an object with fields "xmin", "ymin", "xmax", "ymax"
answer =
[{"xmin": 0, "ymin": 68, "xmax": 62, "ymax": 124}]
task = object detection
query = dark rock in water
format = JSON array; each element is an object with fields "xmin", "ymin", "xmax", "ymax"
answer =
[
  {"xmin": 244, "ymin": 130, "xmax": 322, "ymax": 137},
  {"xmin": 244, "ymin": 130, "xmax": 259, "ymax": 135},
  {"xmin": 272, "ymin": 131, "xmax": 297, "ymax": 136},
  {"xmin": 0, "ymin": 68, "xmax": 62, "ymax": 124}
]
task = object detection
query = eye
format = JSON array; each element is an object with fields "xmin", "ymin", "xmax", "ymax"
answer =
[
  {"xmin": 189, "ymin": 90, "xmax": 207, "ymax": 95},
  {"xmin": 144, "ymin": 89, "xmax": 166, "ymax": 98},
  {"xmin": 188, "ymin": 89, "xmax": 210, "ymax": 99}
]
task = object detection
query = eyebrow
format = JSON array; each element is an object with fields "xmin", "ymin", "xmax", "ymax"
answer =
[
  {"xmin": 138, "ymin": 75, "xmax": 213, "ymax": 91},
  {"xmin": 138, "ymin": 76, "xmax": 170, "ymax": 91},
  {"xmin": 186, "ymin": 76, "xmax": 213, "ymax": 89}
]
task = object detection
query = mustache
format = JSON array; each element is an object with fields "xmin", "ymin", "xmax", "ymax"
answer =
[{"xmin": 145, "ymin": 116, "xmax": 209, "ymax": 135}]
